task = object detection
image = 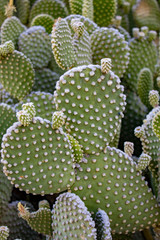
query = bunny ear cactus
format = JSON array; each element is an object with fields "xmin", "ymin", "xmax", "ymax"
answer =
[
  {"xmin": 0, "ymin": 41, "xmax": 35, "ymax": 101},
  {"xmin": 1, "ymin": 16, "xmax": 26, "ymax": 48},
  {"xmin": 123, "ymin": 28, "xmax": 158, "ymax": 92},
  {"xmin": 29, "ymin": 0, "xmax": 68, "ymax": 23},
  {"xmin": 0, "ymin": 0, "xmax": 8, "ymax": 26},
  {"xmin": 51, "ymin": 17, "xmax": 92, "ymax": 70},
  {"xmin": 94, "ymin": 209, "xmax": 112, "ymax": 240},
  {"xmin": 1, "ymin": 109, "xmax": 76, "ymax": 195},
  {"xmin": 18, "ymin": 200, "xmax": 52, "ymax": 236},
  {"xmin": 152, "ymin": 110, "xmax": 160, "ymax": 140},
  {"xmin": 91, "ymin": 27, "xmax": 130, "ymax": 78},
  {"xmin": 30, "ymin": 14, "xmax": 54, "ymax": 34},
  {"xmin": 71, "ymin": 146, "xmax": 160, "ymax": 234},
  {"xmin": 82, "ymin": 0, "xmax": 93, "ymax": 21},
  {"xmin": 137, "ymin": 67, "xmax": 153, "ymax": 109},
  {"xmin": 132, "ymin": 0, "xmax": 160, "ymax": 31},
  {"xmin": 111, "ymin": 16, "xmax": 131, "ymax": 42},
  {"xmin": 14, "ymin": 0, "xmax": 30, "ymax": 25},
  {"xmin": 15, "ymin": 91, "xmax": 56, "ymax": 122},
  {"xmin": 51, "ymin": 192, "xmax": 97, "ymax": 239},
  {"xmin": 18, "ymin": 26, "xmax": 52, "ymax": 69},
  {"xmin": 54, "ymin": 60, "xmax": 126, "ymax": 154}
]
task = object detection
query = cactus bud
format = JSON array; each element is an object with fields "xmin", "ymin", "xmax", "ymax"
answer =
[
  {"xmin": 149, "ymin": 90, "xmax": 159, "ymax": 108},
  {"xmin": 101, "ymin": 58, "xmax": 112, "ymax": 74},
  {"xmin": 136, "ymin": 153, "xmax": 152, "ymax": 171},
  {"xmin": 52, "ymin": 111, "xmax": 65, "ymax": 129},
  {"xmin": 124, "ymin": 141, "xmax": 134, "ymax": 156}
]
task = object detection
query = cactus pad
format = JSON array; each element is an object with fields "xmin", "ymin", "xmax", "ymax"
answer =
[
  {"xmin": 152, "ymin": 110, "xmax": 160, "ymax": 140},
  {"xmin": 18, "ymin": 26, "xmax": 52, "ymax": 69},
  {"xmin": 1, "ymin": 117, "xmax": 75, "ymax": 195},
  {"xmin": 91, "ymin": 27, "xmax": 130, "ymax": 78},
  {"xmin": 1, "ymin": 16, "xmax": 26, "ymax": 48},
  {"xmin": 0, "ymin": 50, "xmax": 35, "ymax": 100},
  {"xmin": 54, "ymin": 64, "xmax": 126, "ymax": 154},
  {"xmin": 71, "ymin": 146, "xmax": 160, "ymax": 234},
  {"xmin": 0, "ymin": 226, "xmax": 9, "ymax": 240},
  {"xmin": 15, "ymin": 0, "xmax": 30, "ymax": 24},
  {"xmin": 52, "ymin": 192, "xmax": 97, "ymax": 239},
  {"xmin": 31, "ymin": 14, "xmax": 54, "ymax": 34}
]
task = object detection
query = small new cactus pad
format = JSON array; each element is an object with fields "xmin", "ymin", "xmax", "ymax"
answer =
[
  {"xmin": 71, "ymin": 146, "xmax": 160, "ymax": 234},
  {"xmin": 137, "ymin": 68, "xmax": 153, "ymax": 108},
  {"xmin": 136, "ymin": 152, "xmax": 152, "ymax": 171},
  {"xmin": 29, "ymin": 0, "xmax": 68, "ymax": 23},
  {"xmin": 0, "ymin": 103, "xmax": 17, "ymax": 145},
  {"xmin": 149, "ymin": 90, "xmax": 159, "ymax": 108},
  {"xmin": 91, "ymin": 27, "xmax": 130, "ymax": 78},
  {"xmin": 65, "ymin": 14, "xmax": 99, "ymax": 35},
  {"xmin": 15, "ymin": 0, "xmax": 30, "ymax": 24},
  {"xmin": 0, "ymin": 226, "xmax": 9, "ymax": 240},
  {"xmin": 15, "ymin": 91, "xmax": 56, "ymax": 122},
  {"xmin": 22, "ymin": 102, "xmax": 36, "ymax": 119},
  {"xmin": 94, "ymin": 209, "xmax": 112, "ymax": 240},
  {"xmin": 18, "ymin": 26, "xmax": 52, "ymax": 69},
  {"xmin": 1, "ymin": 117, "xmax": 75, "ymax": 195},
  {"xmin": 52, "ymin": 111, "xmax": 65, "ymax": 129},
  {"xmin": 124, "ymin": 141, "xmax": 134, "ymax": 157},
  {"xmin": 123, "ymin": 29, "xmax": 157, "ymax": 92},
  {"xmin": 54, "ymin": 64, "xmax": 126, "ymax": 154},
  {"xmin": 66, "ymin": 133, "xmax": 83, "ymax": 163},
  {"xmin": 101, "ymin": 58, "xmax": 112, "ymax": 74},
  {"xmin": 133, "ymin": 0, "xmax": 160, "ymax": 30},
  {"xmin": 152, "ymin": 110, "xmax": 160, "ymax": 140},
  {"xmin": 0, "ymin": 201, "xmax": 40, "ymax": 240},
  {"xmin": 0, "ymin": 49, "xmax": 35, "ymax": 101},
  {"xmin": 33, "ymin": 68, "xmax": 59, "ymax": 93},
  {"xmin": 1, "ymin": 16, "xmax": 26, "ymax": 48},
  {"xmin": 51, "ymin": 192, "xmax": 97, "ymax": 239},
  {"xmin": 18, "ymin": 200, "xmax": 52, "ymax": 236},
  {"xmin": 31, "ymin": 14, "xmax": 54, "ymax": 34},
  {"xmin": 16, "ymin": 110, "xmax": 31, "ymax": 127},
  {"xmin": 51, "ymin": 18, "xmax": 76, "ymax": 70},
  {"xmin": 0, "ymin": 41, "xmax": 15, "ymax": 59}
]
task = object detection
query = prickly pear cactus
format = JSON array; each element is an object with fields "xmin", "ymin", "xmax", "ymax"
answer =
[
  {"xmin": 0, "ymin": 226, "xmax": 9, "ymax": 240},
  {"xmin": 14, "ymin": 0, "xmax": 30, "ymax": 24},
  {"xmin": 51, "ymin": 192, "xmax": 97, "ymax": 239},
  {"xmin": 0, "ymin": 43, "xmax": 35, "ymax": 100},
  {"xmin": 152, "ymin": 110, "xmax": 160, "ymax": 140},
  {"xmin": 18, "ymin": 26, "xmax": 52, "ymax": 69},
  {"xmin": 91, "ymin": 27, "xmax": 130, "ymax": 78},
  {"xmin": 31, "ymin": 14, "xmax": 54, "ymax": 34},
  {"xmin": 71, "ymin": 146, "xmax": 160, "ymax": 234},
  {"xmin": 54, "ymin": 63, "xmax": 126, "ymax": 154}
]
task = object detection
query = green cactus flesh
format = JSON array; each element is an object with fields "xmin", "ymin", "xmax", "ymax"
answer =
[
  {"xmin": 65, "ymin": 14, "xmax": 99, "ymax": 35},
  {"xmin": 18, "ymin": 200, "xmax": 52, "ymax": 236},
  {"xmin": 137, "ymin": 68, "xmax": 153, "ymax": 109},
  {"xmin": 33, "ymin": 68, "xmax": 59, "ymax": 93},
  {"xmin": 1, "ymin": 117, "xmax": 75, "ymax": 195},
  {"xmin": 0, "ymin": 0, "xmax": 8, "ymax": 26},
  {"xmin": 29, "ymin": 0, "xmax": 68, "ymax": 23},
  {"xmin": 69, "ymin": 0, "xmax": 83, "ymax": 15},
  {"xmin": 15, "ymin": 91, "xmax": 56, "ymax": 122},
  {"xmin": 123, "ymin": 34, "xmax": 157, "ymax": 92},
  {"xmin": 0, "ymin": 103, "xmax": 17, "ymax": 146},
  {"xmin": 152, "ymin": 110, "xmax": 160, "ymax": 140},
  {"xmin": 54, "ymin": 64, "xmax": 126, "ymax": 154},
  {"xmin": 82, "ymin": 0, "xmax": 93, "ymax": 21},
  {"xmin": 0, "ymin": 201, "xmax": 41, "ymax": 240},
  {"xmin": 18, "ymin": 26, "xmax": 52, "ymax": 69},
  {"xmin": 71, "ymin": 146, "xmax": 160, "ymax": 234},
  {"xmin": 94, "ymin": 209, "xmax": 112, "ymax": 240},
  {"xmin": 0, "ymin": 226, "xmax": 9, "ymax": 240},
  {"xmin": 91, "ymin": 27, "xmax": 130, "ymax": 78},
  {"xmin": 52, "ymin": 192, "xmax": 97, "ymax": 239},
  {"xmin": 0, "ymin": 50, "xmax": 35, "ymax": 101},
  {"xmin": 1, "ymin": 16, "xmax": 26, "ymax": 48},
  {"xmin": 0, "ymin": 161, "xmax": 12, "ymax": 205},
  {"xmin": 14, "ymin": 0, "xmax": 30, "ymax": 24},
  {"xmin": 31, "ymin": 14, "xmax": 54, "ymax": 34}
]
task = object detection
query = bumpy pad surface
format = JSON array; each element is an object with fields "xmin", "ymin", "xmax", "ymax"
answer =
[
  {"xmin": 31, "ymin": 14, "xmax": 54, "ymax": 34},
  {"xmin": 29, "ymin": 0, "xmax": 68, "ymax": 23},
  {"xmin": 1, "ymin": 16, "xmax": 26, "ymax": 47},
  {"xmin": 91, "ymin": 27, "xmax": 130, "ymax": 78},
  {"xmin": 15, "ymin": 91, "xmax": 56, "ymax": 122},
  {"xmin": 52, "ymin": 192, "xmax": 97, "ymax": 239},
  {"xmin": 1, "ymin": 117, "xmax": 75, "ymax": 195},
  {"xmin": 54, "ymin": 64, "xmax": 126, "ymax": 154},
  {"xmin": 152, "ymin": 110, "xmax": 160, "ymax": 140},
  {"xmin": 18, "ymin": 26, "xmax": 52, "ymax": 69},
  {"xmin": 0, "ymin": 50, "xmax": 35, "ymax": 100},
  {"xmin": 71, "ymin": 146, "xmax": 160, "ymax": 234},
  {"xmin": 33, "ymin": 68, "xmax": 59, "ymax": 93},
  {"xmin": 0, "ymin": 103, "xmax": 17, "ymax": 145},
  {"xmin": 123, "ymin": 37, "xmax": 157, "ymax": 91}
]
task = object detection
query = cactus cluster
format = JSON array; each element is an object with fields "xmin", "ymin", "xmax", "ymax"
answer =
[{"xmin": 0, "ymin": 0, "xmax": 160, "ymax": 240}]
